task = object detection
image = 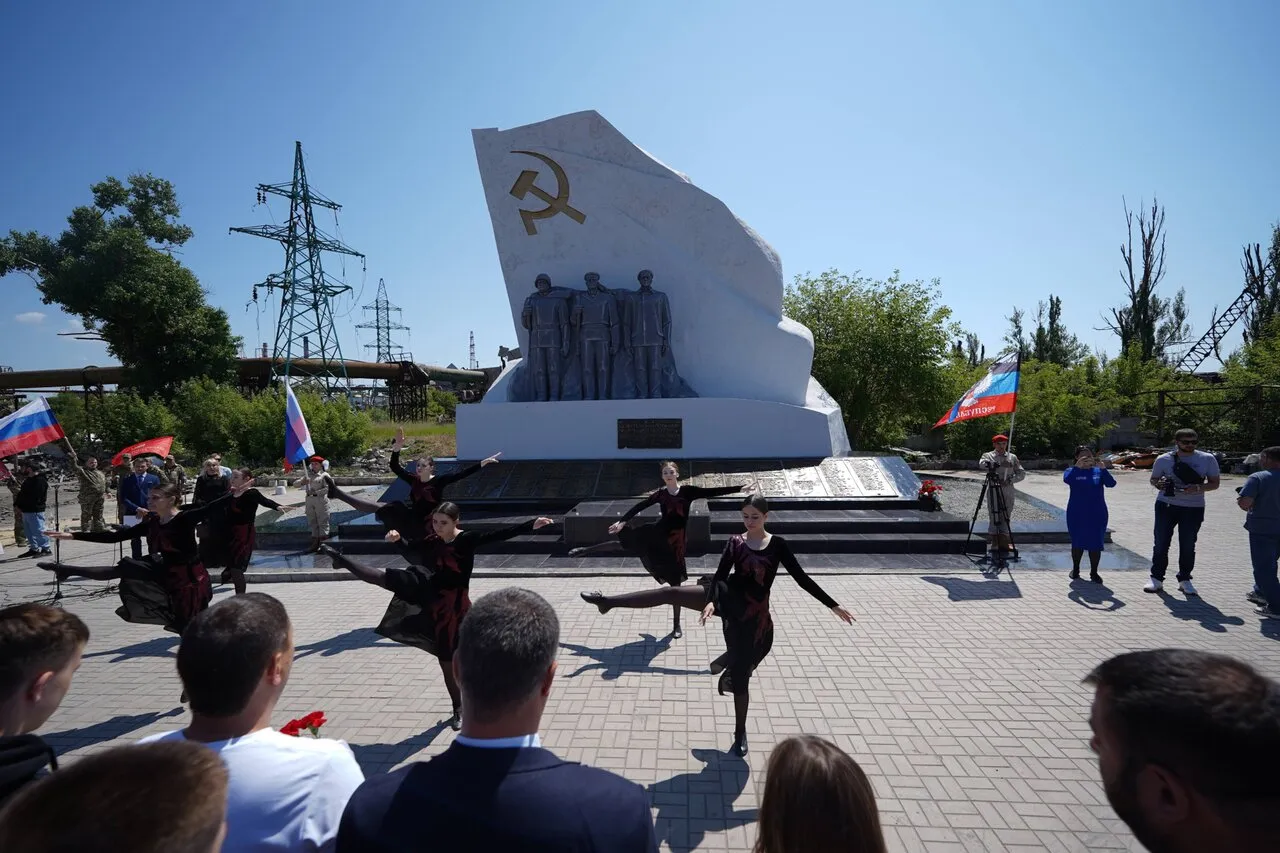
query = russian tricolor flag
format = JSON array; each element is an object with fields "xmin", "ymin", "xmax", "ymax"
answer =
[
  {"xmin": 0, "ymin": 399, "xmax": 66, "ymax": 458},
  {"xmin": 283, "ymin": 383, "xmax": 315, "ymax": 471},
  {"xmin": 935, "ymin": 353, "xmax": 1021, "ymax": 428}
]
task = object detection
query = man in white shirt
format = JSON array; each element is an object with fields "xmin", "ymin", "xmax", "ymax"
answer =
[
  {"xmin": 142, "ymin": 593, "xmax": 363, "ymax": 853},
  {"xmin": 1146, "ymin": 428, "xmax": 1221, "ymax": 596}
]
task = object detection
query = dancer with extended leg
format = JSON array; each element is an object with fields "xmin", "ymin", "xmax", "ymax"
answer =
[
  {"xmin": 320, "ymin": 503, "xmax": 553, "ymax": 730},
  {"xmin": 328, "ymin": 426, "xmax": 501, "ymax": 542},
  {"xmin": 580, "ymin": 495, "xmax": 853, "ymax": 756},
  {"xmin": 569, "ymin": 461, "xmax": 752, "ymax": 638}
]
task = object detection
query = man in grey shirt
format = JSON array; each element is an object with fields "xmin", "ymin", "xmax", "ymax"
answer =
[
  {"xmin": 1146, "ymin": 428, "xmax": 1220, "ymax": 596},
  {"xmin": 1238, "ymin": 445, "xmax": 1280, "ymax": 619}
]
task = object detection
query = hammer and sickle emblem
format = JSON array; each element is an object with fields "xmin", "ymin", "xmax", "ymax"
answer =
[{"xmin": 508, "ymin": 150, "xmax": 587, "ymax": 236}]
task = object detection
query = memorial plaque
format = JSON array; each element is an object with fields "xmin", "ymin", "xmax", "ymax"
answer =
[
  {"xmin": 849, "ymin": 458, "xmax": 897, "ymax": 497},
  {"xmin": 753, "ymin": 467, "xmax": 790, "ymax": 497},
  {"xmin": 617, "ymin": 418, "xmax": 683, "ymax": 449},
  {"xmin": 818, "ymin": 458, "xmax": 862, "ymax": 497},
  {"xmin": 784, "ymin": 464, "xmax": 830, "ymax": 497}
]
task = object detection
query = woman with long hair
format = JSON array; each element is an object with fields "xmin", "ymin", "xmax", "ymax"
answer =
[
  {"xmin": 327, "ymin": 426, "xmax": 501, "ymax": 542},
  {"xmin": 755, "ymin": 735, "xmax": 887, "ymax": 853},
  {"xmin": 1064, "ymin": 445, "xmax": 1116, "ymax": 583},
  {"xmin": 40, "ymin": 481, "xmax": 248, "ymax": 700},
  {"xmin": 580, "ymin": 495, "xmax": 853, "ymax": 755},
  {"xmin": 190, "ymin": 459, "xmax": 230, "ymax": 508},
  {"xmin": 320, "ymin": 503, "xmax": 553, "ymax": 730},
  {"xmin": 569, "ymin": 460, "xmax": 752, "ymax": 638}
]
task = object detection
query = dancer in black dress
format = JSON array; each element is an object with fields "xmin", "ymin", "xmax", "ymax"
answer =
[
  {"xmin": 569, "ymin": 461, "xmax": 752, "ymax": 638},
  {"xmin": 580, "ymin": 495, "xmax": 853, "ymax": 756},
  {"xmin": 327, "ymin": 426, "xmax": 501, "ymax": 542},
  {"xmin": 203, "ymin": 469, "xmax": 298, "ymax": 595},
  {"xmin": 320, "ymin": 502, "xmax": 554, "ymax": 730}
]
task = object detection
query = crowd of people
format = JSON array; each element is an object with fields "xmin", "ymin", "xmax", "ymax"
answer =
[{"xmin": 1, "ymin": 594, "xmax": 1277, "ymax": 853}]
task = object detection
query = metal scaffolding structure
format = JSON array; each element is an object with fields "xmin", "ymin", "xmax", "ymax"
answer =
[{"xmin": 356, "ymin": 278, "xmax": 409, "ymax": 363}]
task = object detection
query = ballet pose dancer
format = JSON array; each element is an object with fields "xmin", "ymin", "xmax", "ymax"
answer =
[
  {"xmin": 327, "ymin": 426, "xmax": 501, "ymax": 542},
  {"xmin": 570, "ymin": 461, "xmax": 752, "ymax": 638},
  {"xmin": 580, "ymin": 495, "xmax": 853, "ymax": 756},
  {"xmin": 320, "ymin": 502, "xmax": 553, "ymax": 730},
  {"xmin": 206, "ymin": 468, "xmax": 297, "ymax": 595}
]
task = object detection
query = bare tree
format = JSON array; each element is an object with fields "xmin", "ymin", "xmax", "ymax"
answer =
[
  {"xmin": 1104, "ymin": 196, "xmax": 1190, "ymax": 362},
  {"xmin": 1242, "ymin": 225, "xmax": 1280, "ymax": 345}
]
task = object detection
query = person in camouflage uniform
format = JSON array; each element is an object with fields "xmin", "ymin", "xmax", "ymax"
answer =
[
  {"xmin": 3, "ymin": 460, "xmax": 27, "ymax": 547},
  {"xmin": 66, "ymin": 447, "xmax": 108, "ymax": 532},
  {"xmin": 157, "ymin": 455, "xmax": 188, "ymax": 503}
]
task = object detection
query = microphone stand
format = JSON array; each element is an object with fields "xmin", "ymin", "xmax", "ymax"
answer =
[{"xmin": 52, "ymin": 475, "xmax": 63, "ymax": 601}]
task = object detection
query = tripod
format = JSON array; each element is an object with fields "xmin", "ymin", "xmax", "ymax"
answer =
[{"xmin": 964, "ymin": 472, "xmax": 1019, "ymax": 571}]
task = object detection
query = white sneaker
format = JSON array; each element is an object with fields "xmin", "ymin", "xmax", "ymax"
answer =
[
  {"xmin": 1143, "ymin": 577, "xmax": 1164, "ymax": 594},
  {"xmin": 1178, "ymin": 580, "xmax": 1198, "ymax": 597}
]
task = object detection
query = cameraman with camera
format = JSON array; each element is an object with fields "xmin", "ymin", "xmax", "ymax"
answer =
[
  {"xmin": 1146, "ymin": 428, "xmax": 1220, "ymax": 596},
  {"xmin": 978, "ymin": 434, "xmax": 1025, "ymax": 559}
]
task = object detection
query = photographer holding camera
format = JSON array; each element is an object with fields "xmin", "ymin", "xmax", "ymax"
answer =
[
  {"xmin": 1145, "ymin": 428, "xmax": 1220, "ymax": 596},
  {"xmin": 978, "ymin": 434, "xmax": 1026, "ymax": 559}
]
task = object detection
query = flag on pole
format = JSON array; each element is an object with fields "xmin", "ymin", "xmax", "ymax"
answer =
[
  {"xmin": 934, "ymin": 353, "xmax": 1021, "ymax": 428},
  {"xmin": 111, "ymin": 436, "xmax": 175, "ymax": 467},
  {"xmin": 0, "ymin": 399, "xmax": 66, "ymax": 458},
  {"xmin": 283, "ymin": 383, "xmax": 315, "ymax": 472}
]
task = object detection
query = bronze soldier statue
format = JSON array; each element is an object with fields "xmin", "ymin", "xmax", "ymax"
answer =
[{"xmin": 521, "ymin": 274, "xmax": 571, "ymax": 402}]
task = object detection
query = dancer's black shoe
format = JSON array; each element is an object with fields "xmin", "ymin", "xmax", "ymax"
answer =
[
  {"xmin": 1069, "ymin": 567, "xmax": 1080, "ymax": 580},
  {"xmin": 35, "ymin": 561, "xmax": 69, "ymax": 580},
  {"xmin": 579, "ymin": 591, "xmax": 611, "ymax": 614},
  {"xmin": 730, "ymin": 732, "xmax": 748, "ymax": 757},
  {"xmin": 672, "ymin": 626, "xmax": 683, "ymax": 639},
  {"xmin": 446, "ymin": 707, "xmax": 461, "ymax": 731},
  {"xmin": 1090, "ymin": 572, "xmax": 1103, "ymax": 584},
  {"xmin": 568, "ymin": 547, "xmax": 588, "ymax": 557}
]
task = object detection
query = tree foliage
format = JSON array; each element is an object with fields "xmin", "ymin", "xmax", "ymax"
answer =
[
  {"xmin": 951, "ymin": 332, "xmax": 984, "ymax": 367},
  {"xmin": 0, "ymin": 174, "xmax": 240, "ymax": 399},
  {"xmin": 1242, "ymin": 226, "xmax": 1280, "ymax": 346},
  {"xmin": 784, "ymin": 269, "xmax": 959, "ymax": 449},
  {"xmin": 1103, "ymin": 197, "xmax": 1191, "ymax": 362}
]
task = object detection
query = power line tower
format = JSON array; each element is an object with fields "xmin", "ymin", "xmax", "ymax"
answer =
[
  {"xmin": 469, "ymin": 331, "xmax": 478, "ymax": 369},
  {"xmin": 231, "ymin": 141, "xmax": 365, "ymax": 394},
  {"xmin": 356, "ymin": 279, "xmax": 409, "ymax": 363}
]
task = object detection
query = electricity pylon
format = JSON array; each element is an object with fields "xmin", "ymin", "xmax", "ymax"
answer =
[
  {"xmin": 357, "ymin": 279, "xmax": 409, "ymax": 363},
  {"xmin": 231, "ymin": 141, "xmax": 364, "ymax": 394}
]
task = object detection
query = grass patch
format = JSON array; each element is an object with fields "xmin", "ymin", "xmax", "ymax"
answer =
[{"xmin": 368, "ymin": 421, "xmax": 456, "ymax": 442}]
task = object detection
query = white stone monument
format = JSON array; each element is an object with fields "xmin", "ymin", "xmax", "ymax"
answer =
[{"xmin": 458, "ymin": 110, "xmax": 850, "ymax": 460}]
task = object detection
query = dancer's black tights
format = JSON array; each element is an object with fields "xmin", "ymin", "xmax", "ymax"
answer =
[
  {"xmin": 1070, "ymin": 548, "xmax": 1102, "ymax": 571},
  {"xmin": 438, "ymin": 658, "xmax": 461, "ymax": 711},
  {"xmin": 330, "ymin": 486, "xmax": 386, "ymax": 516},
  {"xmin": 597, "ymin": 585, "xmax": 706, "ymax": 611},
  {"xmin": 47, "ymin": 563, "xmax": 149, "ymax": 582}
]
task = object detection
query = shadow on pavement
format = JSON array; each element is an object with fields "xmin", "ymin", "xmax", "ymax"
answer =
[
  {"xmin": 349, "ymin": 720, "xmax": 449, "ymax": 776},
  {"xmin": 83, "ymin": 635, "xmax": 179, "ymax": 662},
  {"xmin": 43, "ymin": 709, "xmax": 184, "ymax": 752},
  {"xmin": 559, "ymin": 634, "xmax": 705, "ymax": 681},
  {"xmin": 1067, "ymin": 579, "xmax": 1126, "ymax": 612},
  {"xmin": 921, "ymin": 576, "xmax": 1022, "ymax": 602},
  {"xmin": 648, "ymin": 748, "xmax": 757, "ymax": 852},
  {"xmin": 294, "ymin": 627, "xmax": 390, "ymax": 659},
  {"xmin": 1158, "ymin": 594, "xmax": 1245, "ymax": 633}
]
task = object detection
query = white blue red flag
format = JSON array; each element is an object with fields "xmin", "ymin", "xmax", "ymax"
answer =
[
  {"xmin": 935, "ymin": 353, "xmax": 1021, "ymax": 428},
  {"xmin": 0, "ymin": 399, "xmax": 66, "ymax": 458},
  {"xmin": 283, "ymin": 383, "xmax": 315, "ymax": 471}
]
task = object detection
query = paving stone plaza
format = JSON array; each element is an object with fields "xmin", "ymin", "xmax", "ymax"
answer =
[{"xmin": 3, "ymin": 469, "xmax": 1277, "ymax": 852}]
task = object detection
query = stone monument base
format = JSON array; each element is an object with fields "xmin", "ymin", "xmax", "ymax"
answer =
[{"xmin": 457, "ymin": 378, "xmax": 850, "ymax": 461}]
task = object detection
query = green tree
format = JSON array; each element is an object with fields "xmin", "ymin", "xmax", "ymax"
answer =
[
  {"xmin": 1242, "ymin": 227, "xmax": 1280, "ymax": 346},
  {"xmin": 427, "ymin": 387, "xmax": 458, "ymax": 420},
  {"xmin": 93, "ymin": 391, "xmax": 179, "ymax": 457},
  {"xmin": 1103, "ymin": 197, "xmax": 1192, "ymax": 362},
  {"xmin": 45, "ymin": 392, "xmax": 91, "ymax": 449},
  {"xmin": 0, "ymin": 174, "xmax": 240, "ymax": 399},
  {"xmin": 1030, "ymin": 295, "xmax": 1089, "ymax": 366},
  {"xmin": 235, "ymin": 387, "xmax": 372, "ymax": 466},
  {"xmin": 170, "ymin": 378, "xmax": 250, "ymax": 461},
  {"xmin": 783, "ymin": 269, "xmax": 959, "ymax": 448},
  {"xmin": 951, "ymin": 332, "xmax": 985, "ymax": 367}
]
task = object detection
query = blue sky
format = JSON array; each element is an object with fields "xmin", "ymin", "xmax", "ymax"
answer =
[{"xmin": 1, "ymin": 0, "xmax": 1277, "ymax": 376}]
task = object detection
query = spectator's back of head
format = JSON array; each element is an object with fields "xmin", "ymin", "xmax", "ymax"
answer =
[
  {"xmin": 0, "ymin": 604, "xmax": 88, "ymax": 735},
  {"xmin": 1085, "ymin": 649, "xmax": 1280, "ymax": 851},
  {"xmin": 0, "ymin": 741, "xmax": 228, "ymax": 853},
  {"xmin": 755, "ymin": 735, "xmax": 886, "ymax": 853},
  {"xmin": 177, "ymin": 593, "xmax": 291, "ymax": 718},
  {"xmin": 456, "ymin": 588, "xmax": 559, "ymax": 725}
]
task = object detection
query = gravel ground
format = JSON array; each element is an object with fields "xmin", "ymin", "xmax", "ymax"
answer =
[{"xmin": 917, "ymin": 474, "xmax": 1062, "ymax": 521}]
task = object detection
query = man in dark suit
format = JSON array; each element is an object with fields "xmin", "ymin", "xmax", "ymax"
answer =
[
  {"xmin": 117, "ymin": 457, "xmax": 159, "ymax": 558},
  {"xmin": 337, "ymin": 588, "xmax": 657, "ymax": 853}
]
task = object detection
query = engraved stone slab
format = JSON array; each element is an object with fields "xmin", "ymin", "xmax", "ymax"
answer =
[
  {"xmin": 617, "ymin": 418, "xmax": 683, "ymax": 449},
  {"xmin": 784, "ymin": 464, "xmax": 831, "ymax": 497}
]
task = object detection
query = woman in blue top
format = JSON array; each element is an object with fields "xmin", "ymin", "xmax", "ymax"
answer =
[{"xmin": 1064, "ymin": 446, "xmax": 1116, "ymax": 582}]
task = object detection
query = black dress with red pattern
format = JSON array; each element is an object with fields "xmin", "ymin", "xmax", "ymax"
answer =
[
  {"xmin": 618, "ymin": 485, "xmax": 744, "ymax": 586},
  {"xmin": 375, "ymin": 453, "xmax": 484, "ymax": 541},
  {"xmin": 73, "ymin": 496, "xmax": 231, "ymax": 633},
  {"xmin": 200, "ymin": 489, "xmax": 284, "ymax": 573},
  {"xmin": 374, "ymin": 519, "xmax": 537, "ymax": 660},
  {"xmin": 699, "ymin": 533, "xmax": 839, "ymax": 696}
]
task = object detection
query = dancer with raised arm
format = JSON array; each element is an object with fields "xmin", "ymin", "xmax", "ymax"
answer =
[
  {"xmin": 320, "ymin": 503, "xmax": 554, "ymax": 731},
  {"xmin": 580, "ymin": 495, "xmax": 853, "ymax": 756},
  {"xmin": 205, "ymin": 469, "xmax": 299, "ymax": 595},
  {"xmin": 569, "ymin": 461, "xmax": 752, "ymax": 638},
  {"xmin": 327, "ymin": 426, "xmax": 501, "ymax": 542}
]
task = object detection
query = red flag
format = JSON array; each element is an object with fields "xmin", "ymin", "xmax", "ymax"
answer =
[
  {"xmin": 112, "ymin": 436, "xmax": 174, "ymax": 467},
  {"xmin": 0, "ymin": 460, "xmax": 10, "ymax": 481}
]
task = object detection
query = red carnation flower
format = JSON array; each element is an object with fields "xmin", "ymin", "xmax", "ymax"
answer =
[
  {"xmin": 301, "ymin": 711, "xmax": 327, "ymax": 730},
  {"xmin": 280, "ymin": 719, "xmax": 304, "ymax": 737}
]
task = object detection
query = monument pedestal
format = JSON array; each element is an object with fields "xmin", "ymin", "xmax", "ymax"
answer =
[{"xmin": 457, "ymin": 374, "xmax": 850, "ymax": 461}]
